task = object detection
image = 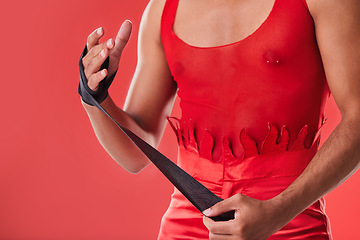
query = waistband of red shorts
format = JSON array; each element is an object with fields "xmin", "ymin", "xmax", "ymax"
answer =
[{"xmin": 177, "ymin": 144, "xmax": 318, "ymax": 182}]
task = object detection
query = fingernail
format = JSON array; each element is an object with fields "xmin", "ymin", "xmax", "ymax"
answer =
[
  {"xmin": 100, "ymin": 49, "xmax": 105, "ymax": 57},
  {"xmin": 97, "ymin": 27, "xmax": 102, "ymax": 35},
  {"xmin": 107, "ymin": 39, "xmax": 113, "ymax": 48},
  {"xmin": 203, "ymin": 208, "xmax": 211, "ymax": 216},
  {"xmin": 101, "ymin": 69, "xmax": 106, "ymax": 76}
]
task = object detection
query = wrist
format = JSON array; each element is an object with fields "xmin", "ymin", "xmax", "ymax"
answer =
[
  {"xmin": 81, "ymin": 94, "xmax": 112, "ymax": 111},
  {"xmin": 78, "ymin": 44, "xmax": 117, "ymax": 106},
  {"xmin": 265, "ymin": 195, "xmax": 296, "ymax": 230}
]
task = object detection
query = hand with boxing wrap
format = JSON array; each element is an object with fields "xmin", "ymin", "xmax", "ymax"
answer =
[{"xmin": 78, "ymin": 21, "xmax": 132, "ymax": 105}]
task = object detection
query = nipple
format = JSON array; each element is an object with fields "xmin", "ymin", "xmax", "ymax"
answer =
[
  {"xmin": 263, "ymin": 51, "xmax": 281, "ymax": 65},
  {"xmin": 266, "ymin": 59, "xmax": 280, "ymax": 64},
  {"xmin": 173, "ymin": 62, "xmax": 185, "ymax": 75}
]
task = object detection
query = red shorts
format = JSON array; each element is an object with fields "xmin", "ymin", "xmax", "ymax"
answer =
[{"xmin": 157, "ymin": 146, "xmax": 332, "ymax": 239}]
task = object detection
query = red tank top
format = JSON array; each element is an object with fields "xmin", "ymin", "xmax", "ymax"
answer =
[{"xmin": 161, "ymin": 0, "xmax": 330, "ymax": 162}]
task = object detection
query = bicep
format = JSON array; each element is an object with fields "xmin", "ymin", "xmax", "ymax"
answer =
[
  {"xmin": 124, "ymin": 0, "xmax": 177, "ymax": 135},
  {"xmin": 309, "ymin": 0, "xmax": 360, "ymax": 118}
]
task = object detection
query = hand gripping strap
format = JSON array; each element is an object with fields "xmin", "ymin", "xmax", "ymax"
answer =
[
  {"xmin": 78, "ymin": 46, "xmax": 235, "ymax": 221},
  {"xmin": 78, "ymin": 45, "xmax": 117, "ymax": 105}
]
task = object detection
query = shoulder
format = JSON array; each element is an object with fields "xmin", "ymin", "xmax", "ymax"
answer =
[
  {"xmin": 141, "ymin": 0, "xmax": 167, "ymax": 25},
  {"xmin": 305, "ymin": 0, "xmax": 360, "ymax": 21},
  {"xmin": 304, "ymin": 0, "xmax": 360, "ymax": 43},
  {"xmin": 304, "ymin": 0, "xmax": 360, "ymax": 115},
  {"xmin": 139, "ymin": 0, "xmax": 168, "ymax": 44}
]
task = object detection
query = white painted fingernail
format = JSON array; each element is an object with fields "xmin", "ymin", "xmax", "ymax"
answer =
[
  {"xmin": 97, "ymin": 27, "xmax": 102, "ymax": 35},
  {"xmin": 203, "ymin": 208, "xmax": 211, "ymax": 216},
  {"xmin": 100, "ymin": 49, "xmax": 105, "ymax": 57},
  {"xmin": 101, "ymin": 70, "xmax": 106, "ymax": 76},
  {"xmin": 107, "ymin": 39, "xmax": 113, "ymax": 48}
]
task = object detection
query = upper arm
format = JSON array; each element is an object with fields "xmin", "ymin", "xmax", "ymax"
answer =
[
  {"xmin": 307, "ymin": 0, "xmax": 360, "ymax": 119},
  {"xmin": 123, "ymin": 0, "xmax": 177, "ymax": 139}
]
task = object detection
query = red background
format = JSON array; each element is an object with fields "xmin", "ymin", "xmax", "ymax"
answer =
[{"xmin": 1, "ymin": 0, "xmax": 359, "ymax": 239}]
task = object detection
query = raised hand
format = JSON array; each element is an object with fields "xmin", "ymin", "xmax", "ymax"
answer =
[{"xmin": 81, "ymin": 20, "xmax": 132, "ymax": 92}]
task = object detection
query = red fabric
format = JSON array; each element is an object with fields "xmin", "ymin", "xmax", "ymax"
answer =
[{"xmin": 159, "ymin": 0, "xmax": 332, "ymax": 238}]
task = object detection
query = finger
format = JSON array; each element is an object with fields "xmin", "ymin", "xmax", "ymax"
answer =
[
  {"xmin": 111, "ymin": 20, "xmax": 132, "ymax": 58},
  {"xmin": 87, "ymin": 69, "xmax": 108, "ymax": 91},
  {"xmin": 203, "ymin": 216, "xmax": 237, "ymax": 235},
  {"xmin": 84, "ymin": 48, "xmax": 109, "ymax": 79},
  {"xmin": 203, "ymin": 194, "xmax": 242, "ymax": 217},
  {"xmin": 84, "ymin": 38, "xmax": 115, "ymax": 66},
  {"xmin": 209, "ymin": 232, "xmax": 234, "ymax": 240},
  {"xmin": 87, "ymin": 27, "xmax": 104, "ymax": 51}
]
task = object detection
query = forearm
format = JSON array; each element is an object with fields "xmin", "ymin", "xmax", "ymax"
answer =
[
  {"xmin": 82, "ymin": 95, "xmax": 156, "ymax": 174},
  {"xmin": 272, "ymin": 115, "xmax": 360, "ymax": 225}
]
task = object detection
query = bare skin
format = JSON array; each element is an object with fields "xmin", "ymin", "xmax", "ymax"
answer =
[
  {"xmin": 201, "ymin": 0, "xmax": 360, "ymax": 239},
  {"xmin": 82, "ymin": 0, "xmax": 176, "ymax": 173},
  {"xmin": 81, "ymin": 0, "xmax": 360, "ymax": 238}
]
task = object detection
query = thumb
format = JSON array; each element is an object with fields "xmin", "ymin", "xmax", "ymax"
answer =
[
  {"xmin": 203, "ymin": 194, "xmax": 241, "ymax": 217},
  {"xmin": 112, "ymin": 20, "xmax": 132, "ymax": 58}
]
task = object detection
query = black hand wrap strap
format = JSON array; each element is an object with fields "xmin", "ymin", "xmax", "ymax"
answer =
[
  {"xmin": 78, "ymin": 47, "xmax": 235, "ymax": 222},
  {"xmin": 78, "ymin": 45, "xmax": 117, "ymax": 106}
]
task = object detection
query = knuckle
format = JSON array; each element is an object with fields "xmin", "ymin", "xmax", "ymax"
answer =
[
  {"xmin": 87, "ymin": 76, "xmax": 93, "ymax": 85},
  {"xmin": 85, "ymin": 62, "xmax": 98, "ymax": 79},
  {"xmin": 211, "ymin": 226, "xmax": 219, "ymax": 234},
  {"xmin": 214, "ymin": 201, "xmax": 223, "ymax": 210},
  {"xmin": 87, "ymin": 59, "xmax": 96, "ymax": 69},
  {"xmin": 202, "ymin": 216, "xmax": 208, "ymax": 227},
  {"xmin": 88, "ymin": 76, "xmax": 99, "ymax": 90},
  {"xmin": 83, "ymin": 64, "xmax": 90, "ymax": 76},
  {"xmin": 84, "ymin": 69, "xmax": 91, "ymax": 81},
  {"xmin": 235, "ymin": 193, "xmax": 243, "ymax": 200},
  {"xmin": 234, "ymin": 223, "xmax": 243, "ymax": 234},
  {"xmin": 82, "ymin": 56, "xmax": 90, "ymax": 67},
  {"xmin": 87, "ymin": 29, "xmax": 97, "ymax": 42},
  {"xmin": 101, "ymin": 40, "xmax": 110, "ymax": 49},
  {"xmin": 206, "ymin": 222, "xmax": 218, "ymax": 233},
  {"xmin": 98, "ymin": 69, "xmax": 106, "ymax": 80},
  {"xmin": 87, "ymin": 46, "xmax": 98, "ymax": 56},
  {"xmin": 97, "ymin": 50, "xmax": 108, "ymax": 63},
  {"xmin": 84, "ymin": 60, "xmax": 93, "ymax": 72},
  {"xmin": 88, "ymin": 47, "xmax": 95, "ymax": 54},
  {"xmin": 97, "ymin": 49, "xmax": 106, "ymax": 59},
  {"xmin": 118, "ymin": 37, "xmax": 129, "ymax": 46},
  {"xmin": 87, "ymin": 34, "xmax": 93, "ymax": 45},
  {"xmin": 206, "ymin": 223, "xmax": 213, "ymax": 232},
  {"xmin": 91, "ymin": 45, "xmax": 105, "ymax": 58}
]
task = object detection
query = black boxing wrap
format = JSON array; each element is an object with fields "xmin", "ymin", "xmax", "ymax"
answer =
[
  {"xmin": 77, "ymin": 45, "xmax": 234, "ymax": 222},
  {"xmin": 78, "ymin": 45, "xmax": 117, "ymax": 106}
]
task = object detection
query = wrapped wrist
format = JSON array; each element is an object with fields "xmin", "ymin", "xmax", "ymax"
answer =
[{"xmin": 78, "ymin": 44, "xmax": 117, "ymax": 106}]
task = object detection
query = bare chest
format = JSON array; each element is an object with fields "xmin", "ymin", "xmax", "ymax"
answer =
[{"xmin": 173, "ymin": 0, "xmax": 276, "ymax": 48}]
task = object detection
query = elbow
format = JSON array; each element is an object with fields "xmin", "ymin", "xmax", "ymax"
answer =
[
  {"xmin": 117, "ymin": 158, "xmax": 151, "ymax": 174},
  {"xmin": 339, "ymin": 104, "xmax": 360, "ymax": 124},
  {"xmin": 340, "ymin": 111, "xmax": 360, "ymax": 130},
  {"xmin": 126, "ymin": 165, "xmax": 147, "ymax": 174}
]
